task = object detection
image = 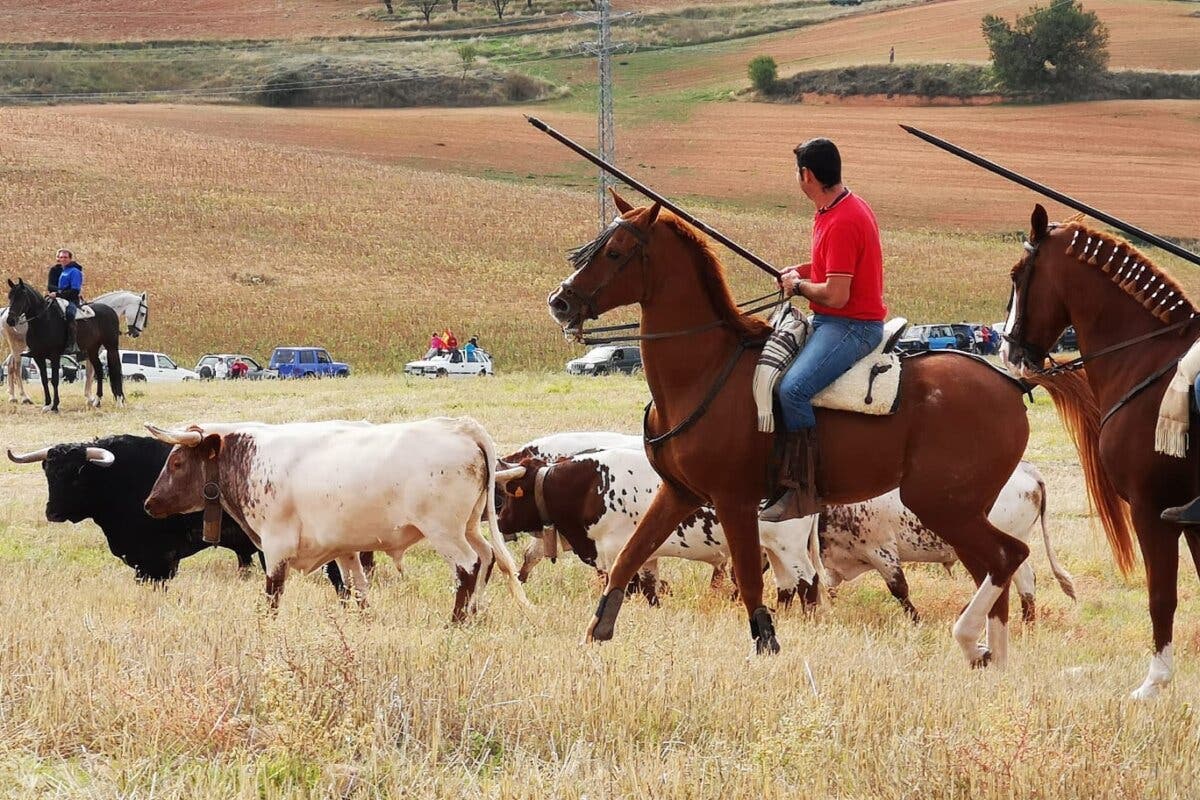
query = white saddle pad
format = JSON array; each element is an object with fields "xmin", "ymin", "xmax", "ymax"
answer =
[
  {"xmin": 811, "ymin": 317, "xmax": 907, "ymax": 416},
  {"xmin": 53, "ymin": 299, "xmax": 95, "ymax": 320}
]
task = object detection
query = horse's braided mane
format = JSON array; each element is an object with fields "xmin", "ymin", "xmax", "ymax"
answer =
[
  {"xmin": 1049, "ymin": 222, "xmax": 1196, "ymax": 323},
  {"xmin": 659, "ymin": 212, "xmax": 771, "ymax": 339}
]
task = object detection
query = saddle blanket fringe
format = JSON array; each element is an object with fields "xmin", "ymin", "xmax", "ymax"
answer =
[
  {"xmin": 752, "ymin": 304, "xmax": 810, "ymax": 433},
  {"xmin": 1155, "ymin": 337, "xmax": 1200, "ymax": 458}
]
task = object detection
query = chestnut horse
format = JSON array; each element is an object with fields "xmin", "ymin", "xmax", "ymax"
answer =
[
  {"xmin": 547, "ymin": 192, "xmax": 1031, "ymax": 666},
  {"xmin": 1003, "ymin": 204, "xmax": 1197, "ymax": 699}
]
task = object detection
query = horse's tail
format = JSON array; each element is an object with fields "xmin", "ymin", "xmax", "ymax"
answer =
[{"xmin": 1028, "ymin": 370, "xmax": 1136, "ymax": 576}]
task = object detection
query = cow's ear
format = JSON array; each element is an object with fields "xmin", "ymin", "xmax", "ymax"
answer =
[
  {"xmin": 200, "ymin": 433, "xmax": 222, "ymax": 460},
  {"xmin": 611, "ymin": 188, "xmax": 634, "ymax": 215}
]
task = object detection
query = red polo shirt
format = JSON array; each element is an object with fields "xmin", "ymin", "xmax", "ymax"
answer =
[{"xmin": 806, "ymin": 191, "xmax": 886, "ymax": 321}]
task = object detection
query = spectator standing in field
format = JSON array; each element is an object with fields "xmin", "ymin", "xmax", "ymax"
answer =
[
  {"xmin": 889, "ymin": 46, "xmax": 895, "ymax": 64},
  {"xmin": 230, "ymin": 358, "xmax": 249, "ymax": 379}
]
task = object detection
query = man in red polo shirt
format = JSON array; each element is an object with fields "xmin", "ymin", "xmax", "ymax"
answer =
[{"xmin": 761, "ymin": 138, "xmax": 887, "ymax": 523}]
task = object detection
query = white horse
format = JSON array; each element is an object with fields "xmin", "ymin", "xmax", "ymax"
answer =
[{"xmin": 3, "ymin": 289, "xmax": 148, "ymax": 405}]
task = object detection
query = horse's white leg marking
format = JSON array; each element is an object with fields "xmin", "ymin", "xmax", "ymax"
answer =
[
  {"xmin": 952, "ymin": 575, "xmax": 1003, "ymax": 664},
  {"xmin": 1130, "ymin": 645, "xmax": 1173, "ymax": 700},
  {"xmin": 986, "ymin": 618, "xmax": 1008, "ymax": 670}
]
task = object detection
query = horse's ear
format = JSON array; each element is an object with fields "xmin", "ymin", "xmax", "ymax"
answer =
[
  {"xmin": 610, "ymin": 188, "xmax": 634, "ymax": 215},
  {"xmin": 645, "ymin": 201, "xmax": 662, "ymax": 227},
  {"xmin": 5, "ymin": 278, "xmax": 13, "ymax": 288},
  {"xmin": 1030, "ymin": 204, "xmax": 1049, "ymax": 242}
]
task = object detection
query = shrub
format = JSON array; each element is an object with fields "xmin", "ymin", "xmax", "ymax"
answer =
[
  {"xmin": 982, "ymin": 1, "xmax": 1109, "ymax": 94},
  {"xmin": 748, "ymin": 55, "xmax": 778, "ymax": 93}
]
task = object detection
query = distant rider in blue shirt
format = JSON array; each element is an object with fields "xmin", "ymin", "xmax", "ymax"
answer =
[{"xmin": 46, "ymin": 248, "xmax": 83, "ymax": 351}]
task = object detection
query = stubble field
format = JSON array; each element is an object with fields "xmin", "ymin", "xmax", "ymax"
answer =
[{"xmin": 1, "ymin": 375, "xmax": 1198, "ymax": 798}]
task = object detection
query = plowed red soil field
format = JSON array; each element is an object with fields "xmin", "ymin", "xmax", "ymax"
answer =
[
  {"xmin": 61, "ymin": 100, "xmax": 1200, "ymax": 238},
  {"xmin": 0, "ymin": 0, "xmax": 378, "ymax": 42}
]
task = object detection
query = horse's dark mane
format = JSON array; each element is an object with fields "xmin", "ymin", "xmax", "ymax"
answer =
[
  {"xmin": 567, "ymin": 219, "xmax": 622, "ymax": 272},
  {"xmin": 1055, "ymin": 222, "xmax": 1196, "ymax": 323},
  {"xmin": 658, "ymin": 213, "xmax": 771, "ymax": 339}
]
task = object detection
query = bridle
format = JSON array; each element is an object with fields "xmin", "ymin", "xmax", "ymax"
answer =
[
  {"xmin": 556, "ymin": 218, "xmax": 650, "ymax": 334},
  {"xmin": 6, "ymin": 283, "xmax": 55, "ymax": 325},
  {"xmin": 1007, "ymin": 233, "xmax": 1199, "ymax": 427},
  {"xmin": 130, "ymin": 294, "xmax": 149, "ymax": 336},
  {"xmin": 559, "ymin": 218, "xmax": 783, "ymax": 346}
]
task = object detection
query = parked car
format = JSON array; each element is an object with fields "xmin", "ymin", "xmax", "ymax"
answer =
[
  {"xmin": 404, "ymin": 348, "xmax": 494, "ymax": 377},
  {"xmin": 111, "ymin": 350, "xmax": 199, "ymax": 383},
  {"xmin": 566, "ymin": 345, "xmax": 642, "ymax": 376},
  {"xmin": 1054, "ymin": 326, "xmax": 1079, "ymax": 353},
  {"xmin": 3, "ymin": 354, "xmax": 80, "ymax": 383},
  {"xmin": 894, "ymin": 324, "xmax": 975, "ymax": 354},
  {"xmin": 195, "ymin": 353, "xmax": 272, "ymax": 380},
  {"xmin": 268, "ymin": 346, "xmax": 350, "ymax": 379}
]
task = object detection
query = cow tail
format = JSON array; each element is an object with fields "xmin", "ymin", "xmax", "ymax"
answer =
[
  {"xmin": 1032, "ymin": 465, "xmax": 1077, "ymax": 601},
  {"xmin": 474, "ymin": 424, "xmax": 533, "ymax": 609}
]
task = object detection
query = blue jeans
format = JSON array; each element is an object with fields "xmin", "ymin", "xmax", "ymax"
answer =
[{"xmin": 779, "ymin": 314, "xmax": 884, "ymax": 431}]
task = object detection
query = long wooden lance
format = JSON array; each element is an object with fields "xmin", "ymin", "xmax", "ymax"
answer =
[
  {"xmin": 526, "ymin": 115, "xmax": 781, "ymax": 279},
  {"xmin": 900, "ymin": 124, "xmax": 1200, "ymax": 269}
]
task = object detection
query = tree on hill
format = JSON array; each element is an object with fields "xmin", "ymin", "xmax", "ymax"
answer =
[
  {"xmin": 458, "ymin": 43, "xmax": 479, "ymax": 82},
  {"xmin": 381, "ymin": 0, "xmax": 394, "ymax": 14},
  {"xmin": 748, "ymin": 55, "xmax": 778, "ymax": 93},
  {"xmin": 410, "ymin": 0, "xmax": 442, "ymax": 24},
  {"xmin": 982, "ymin": 0, "xmax": 1109, "ymax": 94},
  {"xmin": 489, "ymin": 0, "xmax": 514, "ymax": 20}
]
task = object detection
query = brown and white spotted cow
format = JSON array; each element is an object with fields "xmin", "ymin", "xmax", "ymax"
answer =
[
  {"xmin": 496, "ymin": 447, "xmax": 821, "ymax": 606},
  {"xmin": 143, "ymin": 417, "xmax": 531, "ymax": 622},
  {"xmin": 821, "ymin": 460, "xmax": 1075, "ymax": 622}
]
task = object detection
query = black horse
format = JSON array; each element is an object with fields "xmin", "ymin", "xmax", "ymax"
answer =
[{"xmin": 5, "ymin": 278, "xmax": 124, "ymax": 412}]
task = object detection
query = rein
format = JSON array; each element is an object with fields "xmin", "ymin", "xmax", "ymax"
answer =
[
  {"xmin": 578, "ymin": 290, "xmax": 784, "ymax": 345},
  {"xmin": 643, "ymin": 335, "xmax": 763, "ymax": 448},
  {"xmin": 9, "ymin": 294, "xmax": 53, "ymax": 325}
]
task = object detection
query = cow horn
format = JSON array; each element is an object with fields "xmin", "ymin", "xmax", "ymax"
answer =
[
  {"xmin": 495, "ymin": 465, "xmax": 527, "ymax": 485},
  {"xmin": 85, "ymin": 447, "xmax": 115, "ymax": 467},
  {"xmin": 144, "ymin": 423, "xmax": 203, "ymax": 446},
  {"xmin": 7, "ymin": 446, "xmax": 50, "ymax": 464}
]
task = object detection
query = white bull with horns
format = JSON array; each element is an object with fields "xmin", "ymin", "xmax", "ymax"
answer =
[{"xmin": 142, "ymin": 417, "xmax": 531, "ymax": 621}]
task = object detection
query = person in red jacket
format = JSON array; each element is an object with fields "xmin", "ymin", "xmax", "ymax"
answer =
[{"xmin": 762, "ymin": 138, "xmax": 887, "ymax": 524}]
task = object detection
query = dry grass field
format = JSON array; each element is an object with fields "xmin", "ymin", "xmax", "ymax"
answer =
[
  {"xmin": 59, "ymin": 100, "xmax": 1200, "ymax": 237},
  {"xmin": 2, "ymin": 103, "xmax": 1198, "ymax": 372},
  {"xmin": 0, "ymin": 375, "xmax": 1198, "ymax": 798}
]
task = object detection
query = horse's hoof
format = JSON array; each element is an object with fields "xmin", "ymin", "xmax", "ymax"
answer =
[
  {"xmin": 755, "ymin": 634, "xmax": 781, "ymax": 655},
  {"xmin": 116, "ymin": 397, "xmax": 125, "ymax": 408},
  {"xmin": 21, "ymin": 398, "xmax": 32, "ymax": 405},
  {"xmin": 589, "ymin": 590, "xmax": 624, "ymax": 642},
  {"xmin": 41, "ymin": 405, "xmax": 53, "ymax": 413},
  {"xmin": 749, "ymin": 606, "xmax": 780, "ymax": 655},
  {"xmin": 1130, "ymin": 683, "xmax": 1162, "ymax": 701},
  {"xmin": 970, "ymin": 649, "xmax": 993, "ymax": 669}
]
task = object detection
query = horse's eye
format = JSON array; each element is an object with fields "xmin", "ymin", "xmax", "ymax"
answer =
[{"xmin": 606, "ymin": 250, "xmax": 622, "ymax": 261}]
